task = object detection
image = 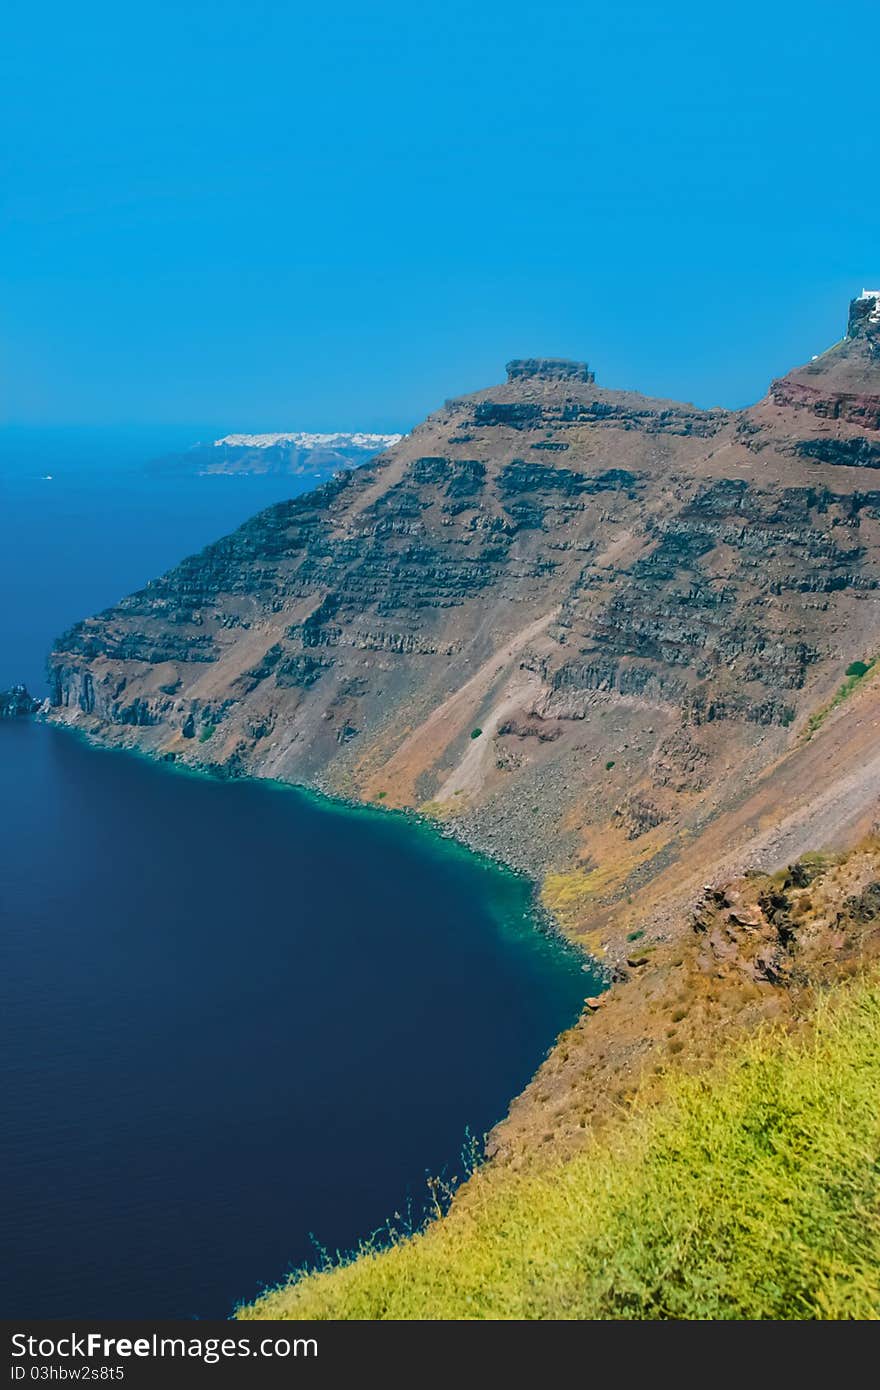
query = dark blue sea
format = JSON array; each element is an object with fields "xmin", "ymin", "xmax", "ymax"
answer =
[{"xmin": 0, "ymin": 430, "xmax": 592, "ymax": 1317}]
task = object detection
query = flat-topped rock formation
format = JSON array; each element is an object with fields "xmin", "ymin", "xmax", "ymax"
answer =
[{"xmin": 506, "ymin": 358, "xmax": 595, "ymax": 384}]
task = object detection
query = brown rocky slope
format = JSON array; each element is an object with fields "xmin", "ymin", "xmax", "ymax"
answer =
[{"xmin": 49, "ymin": 295, "xmax": 880, "ymax": 1054}]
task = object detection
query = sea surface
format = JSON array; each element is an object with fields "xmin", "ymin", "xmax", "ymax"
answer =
[{"xmin": 0, "ymin": 433, "xmax": 594, "ymax": 1317}]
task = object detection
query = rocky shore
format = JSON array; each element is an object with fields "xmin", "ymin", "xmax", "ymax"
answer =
[{"xmin": 0, "ymin": 685, "xmax": 41, "ymax": 719}]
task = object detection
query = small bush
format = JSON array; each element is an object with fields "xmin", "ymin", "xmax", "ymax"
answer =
[
  {"xmin": 805, "ymin": 657, "xmax": 876, "ymax": 739},
  {"xmin": 605, "ymin": 760, "xmax": 615, "ymax": 771},
  {"xmin": 470, "ymin": 727, "xmax": 483, "ymax": 739}
]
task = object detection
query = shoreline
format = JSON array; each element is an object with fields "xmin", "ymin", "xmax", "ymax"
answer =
[
  {"xmin": 39, "ymin": 707, "xmax": 600, "ymax": 970},
  {"xmin": 33, "ymin": 709, "xmax": 607, "ymax": 1214}
]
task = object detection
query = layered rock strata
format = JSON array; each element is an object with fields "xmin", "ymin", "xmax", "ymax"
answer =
[{"xmin": 49, "ymin": 298, "xmax": 880, "ymax": 959}]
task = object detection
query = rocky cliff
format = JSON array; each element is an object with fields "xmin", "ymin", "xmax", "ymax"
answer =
[
  {"xmin": 1, "ymin": 685, "xmax": 40, "ymax": 719},
  {"xmin": 49, "ymin": 296, "xmax": 880, "ymax": 963}
]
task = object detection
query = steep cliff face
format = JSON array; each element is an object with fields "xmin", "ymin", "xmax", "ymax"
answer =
[{"xmin": 49, "ymin": 301, "xmax": 880, "ymax": 956}]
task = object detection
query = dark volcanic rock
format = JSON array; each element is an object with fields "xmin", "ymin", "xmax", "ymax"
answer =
[
  {"xmin": 506, "ymin": 358, "xmax": 595, "ymax": 384},
  {"xmin": 474, "ymin": 401, "xmax": 544, "ymax": 429},
  {"xmin": 796, "ymin": 437, "xmax": 880, "ymax": 469},
  {"xmin": 0, "ymin": 685, "xmax": 40, "ymax": 719}
]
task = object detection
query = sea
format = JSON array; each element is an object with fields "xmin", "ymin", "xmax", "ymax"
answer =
[{"xmin": 0, "ymin": 428, "xmax": 595, "ymax": 1316}]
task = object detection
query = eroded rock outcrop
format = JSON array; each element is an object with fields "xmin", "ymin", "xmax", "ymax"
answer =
[
  {"xmin": 506, "ymin": 358, "xmax": 595, "ymax": 384},
  {"xmin": 0, "ymin": 685, "xmax": 40, "ymax": 718}
]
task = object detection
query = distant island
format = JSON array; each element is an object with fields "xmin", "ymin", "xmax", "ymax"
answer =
[{"xmin": 151, "ymin": 429, "xmax": 404, "ymax": 479}]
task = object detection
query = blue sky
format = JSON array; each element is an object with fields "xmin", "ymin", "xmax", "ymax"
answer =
[{"xmin": 2, "ymin": 0, "xmax": 878, "ymax": 434}]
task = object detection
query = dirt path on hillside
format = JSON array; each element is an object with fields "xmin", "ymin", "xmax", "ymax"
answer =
[
  {"xmin": 363, "ymin": 609, "xmax": 558, "ymax": 804},
  {"xmin": 435, "ymin": 665, "xmax": 545, "ymax": 802}
]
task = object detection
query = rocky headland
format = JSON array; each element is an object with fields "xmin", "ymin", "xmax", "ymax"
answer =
[
  {"xmin": 48, "ymin": 292, "xmax": 880, "ymax": 1157},
  {"xmin": 1, "ymin": 685, "xmax": 40, "ymax": 719}
]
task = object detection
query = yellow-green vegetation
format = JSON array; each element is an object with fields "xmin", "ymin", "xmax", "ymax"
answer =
[
  {"xmin": 542, "ymin": 854, "xmax": 639, "ymax": 922},
  {"xmin": 419, "ymin": 798, "xmax": 463, "ymax": 821},
  {"xmin": 240, "ymin": 976, "xmax": 880, "ymax": 1320},
  {"xmin": 804, "ymin": 657, "xmax": 876, "ymax": 739}
]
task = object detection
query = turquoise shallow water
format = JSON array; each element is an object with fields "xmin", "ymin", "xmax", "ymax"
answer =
[{"xmin": 0, "ymin": 444, "xmax": 595, "ymax": 1316}]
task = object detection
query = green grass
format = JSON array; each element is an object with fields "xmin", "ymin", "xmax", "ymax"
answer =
[
  {"xmin": 805, "ymin": 657, "xmax": 876, "ymax": 739},
  {"xmin": 198, "ymin": 722, "xmax": 216, "ymax": 742},
  {"xmin": 240, "ymin": 976, "xmax": 880, "ymax": 1321}
]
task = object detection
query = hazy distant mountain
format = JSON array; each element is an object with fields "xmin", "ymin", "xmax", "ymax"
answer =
[{"xmin": 153, "ymin": 430, "xmax": 404, "ymax": 480}]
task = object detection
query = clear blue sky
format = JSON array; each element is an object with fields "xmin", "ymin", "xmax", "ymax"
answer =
[{"xmin": 2, "ymin": 0, "xmax": 878, "ymax": 435}]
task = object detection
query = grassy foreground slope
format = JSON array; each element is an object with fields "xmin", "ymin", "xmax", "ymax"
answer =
[{"xmin": 240, "ymin": 977, "xmax": 880, "ymax": 1321}]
